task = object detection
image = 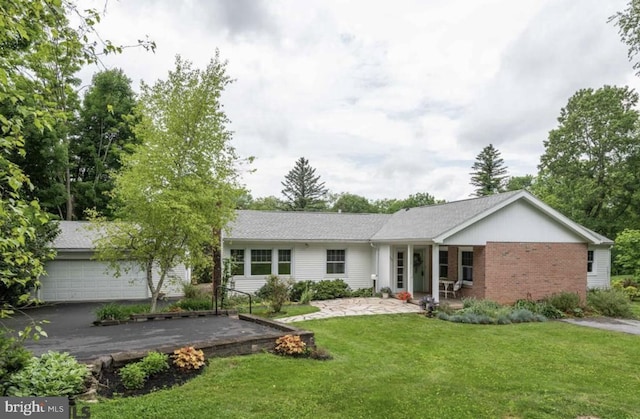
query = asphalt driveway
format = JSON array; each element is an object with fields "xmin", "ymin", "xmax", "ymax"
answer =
[
  {"xmin": 1, "ymin": 302, "xmax": 282, "ymax": 361},
  {"xmin": 561, "ymin": 317, "xmax": 640, "ymax": 335}
]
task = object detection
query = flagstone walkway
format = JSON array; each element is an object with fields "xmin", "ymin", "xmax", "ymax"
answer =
[{"xmin": 278, "ymin": 297, "xmax": 422, "ymax": 323}]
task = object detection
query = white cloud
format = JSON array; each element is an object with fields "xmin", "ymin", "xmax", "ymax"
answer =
[{"xmin": 78, "ymin": 0, "xmax": 638, "ymax": 203}]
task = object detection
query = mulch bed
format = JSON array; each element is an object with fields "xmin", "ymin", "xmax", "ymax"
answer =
[{"xmin": 97, "ymin": 362, "xmax": 206, "ymax": 398}]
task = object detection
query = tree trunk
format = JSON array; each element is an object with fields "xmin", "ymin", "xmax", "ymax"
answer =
[
  {"xmin": 65, "ymin": 165, "xmax": 73, "ymax": 220},
  {"xmin": 145, "ymin": 261, "xmax": 158, "ymax": 313}
]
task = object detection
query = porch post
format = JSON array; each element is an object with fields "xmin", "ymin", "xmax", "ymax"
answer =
[
  {"xmin": 432, "ymin": 244, "xmax": 440, "ymax": 303},
  {"xmin": 407, "ymin": 244, "xmax": 413, "ymax": 296}
]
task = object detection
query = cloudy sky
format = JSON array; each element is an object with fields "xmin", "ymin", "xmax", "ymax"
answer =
[{"xmin": 79, "ymin": 0, "xmax": 638, "ymax": 202}]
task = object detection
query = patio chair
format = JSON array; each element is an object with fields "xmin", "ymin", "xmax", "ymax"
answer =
[{"xmin": 452, "ymin": 278, "xmax": 463, "ymax": 298}]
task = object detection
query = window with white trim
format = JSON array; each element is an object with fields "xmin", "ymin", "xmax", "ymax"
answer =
[
  {"xmin": 251, "ymin": 249, "xmax": 272, "ymax": 276},
  {"xmin": 230, "ymin": 249, "xmax": 245, "ymax": 276},
  {"xmin": 326, "ymin": 249, "xmax": 345, "ymax": 274},
  {"xmin": 278, "ymin": 249, "xmax": 291, "ymax": 275},
  {"xmin": 461, "ymin": 249, "xmax": 473, "ymax": 283},
  {"xmin": 587, "ymin": 250, "xmax": 594, "ymax": 274}
]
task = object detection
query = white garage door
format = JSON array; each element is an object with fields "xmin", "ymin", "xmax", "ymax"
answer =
[{"xmin": 40, "ymin": 260, "xmax": 149, "ymax": 302}]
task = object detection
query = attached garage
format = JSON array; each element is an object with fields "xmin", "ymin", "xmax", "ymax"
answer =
[
  {"xmin": 39, "ymin": 221, "xmax": 189, "ymax": 302},
  {"xmin": 40, "ymin": 260, "xmax": 148, "ymax": 302}
]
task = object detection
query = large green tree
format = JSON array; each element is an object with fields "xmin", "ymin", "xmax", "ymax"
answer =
[
  {"xmin": 610, "ymin": 0, "xmax": 640, "ymax": 75},
  {"xmin": 70, "ymin": 69, "xmax": 138, "ymax": 219},
  {"xmin": 505, "ymin": 174, "xmax": 535, "ymax": 192},
  {"xmin": 615, "ymin": 229, "xmax": 640, "ymax": 278},
  {"xmin": 0, "ymin": 0, "xmax": 87, "ymax": 316},
  {"xmin": 469, "ymin": 144, "xmax": 508, "ymax": 196},
  {"xmin": 373, "ymin": 192, "xmax": 444, "ymax": 213},
  {"xmin": 92, "ymin": 54, "xmax": 243, "ymax": 313},
  {"xmin": 281, "ymin": 157, "xmax": 328, "ymax": 211},
  {"xmin": 2, "ymin": 81, "xmax": 68, "ymax": 216},
  {"xmin": 536, "ymin": 85, "xmax": 640, "ymax": 238},
  {"xmin": 331, "ymin": 193, "xmax": 376, "ymax": 213}
]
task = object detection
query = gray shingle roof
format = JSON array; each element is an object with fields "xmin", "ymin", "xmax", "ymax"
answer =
[
  {"xmin": 370, "ymin": 190, "xmax": 521, "ymax": 241},
  {"xmin": 54, "ymin": 221, "xmax": 96, "ymax": 249},
  {"xmin": 224, "ymin": 211, "xmax": 390, "ymax": 242},
  {"xmin": 52, "ymin": 190, "xmax": 612, "ymax": 249}
]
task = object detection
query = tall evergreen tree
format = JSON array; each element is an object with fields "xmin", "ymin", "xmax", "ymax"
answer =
[
  {"xmin": 469, "ymin": 144, "xmax": 508, "ymax": 196},
  {"xmin": 281, "ymin": 157, "xmax": 328, "ymax": 211},
  {"xmin": 70, "ymin": 69, "xmax": 138, "ymax": 219}
]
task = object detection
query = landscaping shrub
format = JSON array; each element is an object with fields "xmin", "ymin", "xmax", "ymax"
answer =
[
  {"xmin": 221, "ymin": 294, "xmax": 254, "ymax": 310},
  {"xmin": 119, "ymin": 363, "xmax": 146, "ymax": 390},
  {"xmin": 612, "ymin": 277, "xmax": 640, "ymax": 301},
  {"xmin": 508, "ymin": 309, "xmax": 536, "ymax": 323},
  {"xmin": 172, "ymin": 346, "xmax": 205, "ymax": 370},
  {"xmin": 350, "ymin": 287, "xmax": 374, "ymax": 297},
  {"xmin": 95, "ymin": 303, "xmax": 152, "ymax": 321},
  {"xmin": 183, "ymin": 283, "xmax": 207, "ymax": 299},
  {"xmin": 312, "ymin": 279, "xmax": 351, "ymax": 300},
  {"xmin": 0, "ymin": 332, "xmax": 32, "ymax": 395},
  {"xmin": 119, "ymin": 352, "xmax": 171, "ymax": 390},
  {"xmin": 259, "ymin": 275, "xmax": 293, "ymax": 313},
  {"xmin": 514, "ymin": 298, "xmax": 564, "ymax": 319},
  {"xmin": 437, "ymin": 299, "xmax": 548, "ymax": 325},
  {"xmin": 545, "ymin": 292, "xmax": 582, "ymax": 313},
  {"xmin": 438, "ymin": 301, "xmax": 455, "ymax": 315},
  {"xmin": 587, "ymin": 288, "xmax": 634, "ymax": 318},
  {"xmin": 299, "ymin": 286, "xmax": 313, "ymax": 304},
  {"xmin": 290, "ymin": 280, "xmax": 315, "ymax": 302},
  {"xmin": 95, "ymin": 302, "xmax": 127, "ymax": 321},
  {"xmin": 461, "ymin": 298, "xmax": 508, "ymax": 317},
  {"xmin": 177, "ymin": 297, "xmax": 212, "ymax": 311},
  {"xmin": 273, "ymin": 335, "xmax": 308, "ymax": 356},
  {"xmin": 140, "ymin": 352, "xmax": 169, "ymax": 375},
  {"xmin": 6, "ymin": 351, "xmax": 88, "ymax": 397}
]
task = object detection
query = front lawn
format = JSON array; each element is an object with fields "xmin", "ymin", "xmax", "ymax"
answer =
[{"xmin": 85, "ymin": 315, "xmax": 640, "ymax": 418}]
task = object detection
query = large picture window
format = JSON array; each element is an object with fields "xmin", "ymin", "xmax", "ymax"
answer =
[
  {"xmin": 251, "ymin": 249, "xmax": 272, "ymax": 276},
  {"xmin": 461, "ymin": 250, "xmax": 473, "ymax": 283},
  {"xmin": 278, "ymin": 249, "xmax": 291, "ymax": 275},
  {"xmin": 230, "ymin": 249, "xmax": 245, "ymax": 276},
  {"xmin": 326, "ymin": 249, "xmax": 345, "ymax": 274}
]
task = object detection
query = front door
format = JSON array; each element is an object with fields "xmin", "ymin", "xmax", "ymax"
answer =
[{"xmin": 413, "ymin": 250, "xmax": 426, "ymax": 292}]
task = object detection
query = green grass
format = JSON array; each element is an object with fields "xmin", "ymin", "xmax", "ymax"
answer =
[
  {"xmin": 611, "ymin": 274, "xmax": 635, "ymax": 282},
  {"xmin": 84, "ymin": 315, "xmax": 640, "ymax": 418},
  {"xmin": 631, "ymin": 301, "xmax": 640, "ymax": 318}
]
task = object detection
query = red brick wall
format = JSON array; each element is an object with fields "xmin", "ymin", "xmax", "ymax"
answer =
[
  {"xmin": 483, "ymin": 242, "xmax": 587, "ymax": 304},
  {"xmin": 447, "ymin": 246, "xmax": 458, "ymax": 281}
]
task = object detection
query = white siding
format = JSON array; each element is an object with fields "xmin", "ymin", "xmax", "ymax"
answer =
[
  {"xmin": 41, "ymin": 260, "xmax": 148, "ymax": 301},
  {"xmin": 587, "ymin": 246, "xmax": 611, "ymax": 289},
  {"xmin": 155, "ymin": 264, "xmax": 190, "ymax": 297},
  {"xmin": 376, "ymin": 245, "xmax": 392, "ymax": 289},
  {"xmin": 224, "ymin": 241, "xmax": 375, "ymax": 293},
  {"xmin": 40, "ymin": 258, "xmax": 189, "ymax": 302},
  {"xmin": 444, "ymin": 200, "xmax": 585, "ymax": 245}
]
